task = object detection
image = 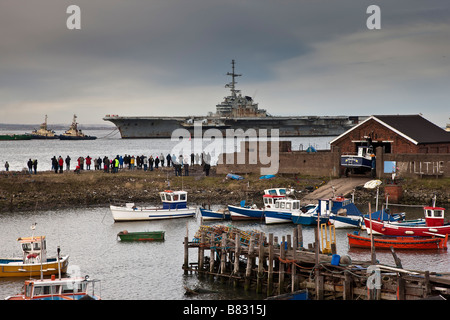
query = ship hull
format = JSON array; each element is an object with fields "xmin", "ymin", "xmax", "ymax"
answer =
[{"xmin": 104, "ymin": 116, "xmax": 361, "ymax": 139}]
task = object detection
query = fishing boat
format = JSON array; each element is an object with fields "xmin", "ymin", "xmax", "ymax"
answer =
[
  {"xmin": 199, "ymin": 207, "xmax": 231, "ymax": 221},
  {"xmin": 347, "ymin": 232, "xmax": 448, "ymax": 250},
  {"xmin": 5, "ymin": 275, "xmax": 101, "ymax": 300},
  {"xmin": 29, "ymin": 115, "xmax": 58, "ymax": 139},
  {"xmin": 110, "ymin": 190, "xmax": 196, "ymax": 221},
  {"xmin": 291, "ymin": 199, "xmax": 329, "ymax": 226},
  {"xmin": 364, "ymin": 206, "xmax": 450, "ymax": 237},
  {"xmin": 59, "ymin": 114, "xmax": 97, "ymax": 140},
  {"xmin": 117, "ymin": 230, "xmax": 165, "ymax": 241},
  {"xmin": 228, "ymin": 188, "xmax": 287, "ymax": 220},
  {"xmin": 0, "ymin": 133, "xmax": 31, "ymax": 140},
  {"xmin": 341, "ymin": 144, "xmax": 375, "ymax": 175},
  {"xmin": 265, "ymin": 198, "xmax": 301, "ymax": 224},
  {"xmin": 329, "ymin": 197, "xmax": 405, "ymax": 229},
  {"xmin": 0, "ymin": 229, "xmax": 69, "ymax": 278}
]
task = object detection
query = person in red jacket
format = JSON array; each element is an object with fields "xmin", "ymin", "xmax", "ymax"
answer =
[
  {"xmin": 58, "ymin": 156, "xmax": 64, "ymax": 173},
  {"xmin": 86, "ymin": 156, "xmax": 92, "ymax": 170}
]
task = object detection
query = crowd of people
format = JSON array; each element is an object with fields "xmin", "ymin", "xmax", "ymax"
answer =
[{"xmin": 46, "ymin": 152, "xmax": 212, "ymax": 176}]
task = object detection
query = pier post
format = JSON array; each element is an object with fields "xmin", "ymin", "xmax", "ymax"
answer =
[
  {"xmin": 278, "ymin": 236, "xmax": 286, "ymax": 295},
  {"xmin": 267, "ymin": 233, "xmax": 274, "ymax": 296},
  {"xmin": 198, "ymin": 231, "xmax": 205, "ymax": 272},
  {"xmin": 233, "ymin": 233, "xmax": 240, "ymax": 288},
  {"xmin": 209, "ymin": 236, "xmax": 215, "ymax": 280},
  {"xmin": 244, "ymin": 236, "xmax": 255, "ymax": 291},
  {"xmin": 220, "ymin": 232, "xmax": 227, "ymax": 279},
  {"xmin": 256, "ymin": 235, "xmax": 265, "ymax": 294},
  {"xmin": 184, "ymin": 236, "xmax": 189, "ymax": 275}
]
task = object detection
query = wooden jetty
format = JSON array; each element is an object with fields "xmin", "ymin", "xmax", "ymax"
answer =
[{"xmin": 183, "ymin": 224, "xmax": 450, "ymax": 300}]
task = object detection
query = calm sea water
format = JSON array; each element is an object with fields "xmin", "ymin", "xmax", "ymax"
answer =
[{"xmin": 0, "ymin": 129, "xmax": 448, "ymax": 300}]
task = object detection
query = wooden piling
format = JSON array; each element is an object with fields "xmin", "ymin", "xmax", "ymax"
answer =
[{"xmin": 185, "ymin": 225, "xmax": 450, "ymax": 300}]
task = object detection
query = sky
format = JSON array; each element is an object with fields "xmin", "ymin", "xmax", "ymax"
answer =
[{"xmin": 0, "ymin": 0, "xmax": 449, "ymax": 127}]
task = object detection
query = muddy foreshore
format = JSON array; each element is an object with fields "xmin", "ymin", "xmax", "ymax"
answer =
[{"xmin": 0, "ymin": 167, "xmax": 448, "ymax": 213}]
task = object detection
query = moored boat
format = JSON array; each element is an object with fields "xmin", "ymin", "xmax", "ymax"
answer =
[
  {"xmin": 199, "ymin": 207, "xmax": 231, "ymax": 221},
  {"xmin": 292, "ymin": 199, "xmax": 329, "ymax": 226},
  {"xmin": 5, "ymin": 275, "xmax": 101, "ymax": 300},
  {"xmin": 228, "ymin": 188, "xmax": 287, "ymax": 221},
  {"xmin": 117, "ymin": 230, "xmax": 165, "ymax": 241},
  {"xmin": 0, "ymin": 233, "xmax": 69, "ymax": 278},
  {"xmin": 348, "ymin": 232, "xmax": 448, "ymax": 250},
  {"xmin": 364, "ymin": 206, "xmax": 450, "ymax": 237},
  {"xmin": 110, "ymin": 190, "xmax": 196, "ymax": 221},
  {"xmin": 264, "ymin": 198, "xmax": 301, "ymax": 224}
]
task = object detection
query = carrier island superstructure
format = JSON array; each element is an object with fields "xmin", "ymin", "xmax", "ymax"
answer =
[{"xmin": 103, "ymin": 60, "xmax": 365, "ymax": 138}]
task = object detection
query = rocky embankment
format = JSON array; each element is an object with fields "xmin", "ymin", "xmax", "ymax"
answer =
[{"xmin": 0, "ymin": 167, "xmax": 448, "ymax": 213}]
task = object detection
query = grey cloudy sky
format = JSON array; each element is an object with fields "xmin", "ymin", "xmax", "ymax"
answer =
[{"xmin": 1, "ymin": 0, "xmax": 449, "ymax": 127}]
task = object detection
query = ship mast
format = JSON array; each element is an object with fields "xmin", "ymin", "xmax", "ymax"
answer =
[{"xmin": 226, "ymin": 59, "xmax": 241, "ymax": 99}]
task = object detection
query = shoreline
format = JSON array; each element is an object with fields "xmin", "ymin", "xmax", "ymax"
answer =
[{"xmin": 0, "ymin": 167, "xmax": 448, "ymax": 213}]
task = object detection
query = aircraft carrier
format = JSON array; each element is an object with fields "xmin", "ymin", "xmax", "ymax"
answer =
[{"xmin": 103, "ymin": 60, "xmax": 365, "ymax": 139}]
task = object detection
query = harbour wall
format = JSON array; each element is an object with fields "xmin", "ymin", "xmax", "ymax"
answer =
[{"xmin": 217, "ymin": 141, "xmax": 450, "ymax": 179}]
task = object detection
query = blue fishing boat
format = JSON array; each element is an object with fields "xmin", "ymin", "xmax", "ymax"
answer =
[
  {"xmin": 341, "ymin": 145, "xmax": 375, "ymax": 175},
  {"xmin": 228, "ymin": 188, "xmax": 287, "ymax": 220},
  {"xmin": 265, "ymin": 198, "xmax": 302, "ymax": 224},
  {"xmin": 291, "ymin": 199, "xmax": 329, "ymax": 226},
  {"xmin": 199, "ymin": 208, "xmax": 231, "ymax": 221}
]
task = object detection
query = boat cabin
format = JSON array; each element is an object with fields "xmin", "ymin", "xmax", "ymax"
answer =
[
  {"xmin": 263, "ymin": 188, "xmax": 287, "ymax": 208},
  {"xmin": 424, "ymin": 207, "xmax": 446, "ymax": 227},
  {"xmin": 159, "ymin": 190, "xmax": 187, "ymax": 209},
  {"xmin": 272, "ymin": 199, "xmax": 301, "ymax": 211},
  {"xmin": 18, "ymin": 236, "xmax": 47, "ymax": 264},
  {"xmin": 19, "ymin": 276, "xmax": 100, "ymax": 300}
]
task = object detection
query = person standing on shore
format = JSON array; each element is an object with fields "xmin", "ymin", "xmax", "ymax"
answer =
[
  {"xmin": 160, "ymin": 153, "xmax": 165, "ymax": 167},
  {"xmin": 4, "ymin": 161, "xmax": 9, "ymax": 171},
  {"xmin": 58, "ymin": 156, "xmax": 64, "ymax": 173},
  {"xmin": 86, "ymin": 156, "xmax": 92, "ymax": 170},
  {"xmin": 166, "ymin": 154, "xmax": 171, "ymax": 167},
  {"xmin": 27, "ymin": 159, "xmax": 33, "ymax": 174},
  {"xmin": 33, "ymin": 159, "xmax": 38, "ymax": 174},
  {"xmin": 65, "ymin": 155, "xmax": 71, "ymax": 171}
]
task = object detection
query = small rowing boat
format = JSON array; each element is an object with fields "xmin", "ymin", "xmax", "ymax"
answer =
[{"xmin": 117, "ymin": 230, "xmax": 165, "ymax": 241}]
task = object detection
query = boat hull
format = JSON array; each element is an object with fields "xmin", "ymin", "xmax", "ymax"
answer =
[
  {"xmin": 329, "ymin": 214, "xmax": 363, "ymax": 228},
  {"xmin": 110, "ymin": 205, "xmax": 196, "ymax": 221},
  {"xmin": 264, "ymin": 210, "xmax": 292, "ymax": 224},
  {"xmin": 199, "ymin": 208, "xmax": 231, "ymax": 221},
  {"xmin": 292, "ymin": 214, "xmax": 329, "ymax": 226},
  {"xmin": 364, "ymin": 218, "xmax": 450, "ymax": 237},
  {"xmin": 0, "ymin": 134, "xmax": 31, "ymax": 140},
  {"xmin": 117, "ymin": 231, "xmax": 165, "ymax": 241},
  {"xmin": 348, "ymin": 233, "xmax": 447, "ymax": 250},
  {"xmin": 0, "ymin": 255, "xmax": 69, "ymax": 278},
  {"xmin": 103, "ymin": 115, "xmax": 361, "ymax": 139},
  {"xmin": 228, "ymin": 205, "xmax": 264, "ymax": 221}
]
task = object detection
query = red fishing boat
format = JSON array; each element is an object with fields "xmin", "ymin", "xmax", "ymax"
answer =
[
  {"xmin": 348, "ymin": 232, "xmax": 448, "ymax": 250},
  {"xmin": 364, "ymin": 206, "xmax": 450, "ymax": 237}
]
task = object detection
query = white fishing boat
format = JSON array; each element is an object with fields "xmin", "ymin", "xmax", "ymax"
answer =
[
  {"xmin": 228, "ymin": 188, "xmax": 288, "ymax": 221},
  {"xmin": 110, "ymin": 190, "xmax": 197, "ymax": 222},
  {"xmin": 264, "ymin": 198, "xmax": 302, "ymax": 224},
  {"xmin": 5, "ymin": 275, "xmax": 101, "ymax": 300}
]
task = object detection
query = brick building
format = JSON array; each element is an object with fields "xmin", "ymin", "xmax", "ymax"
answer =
[{"xmin": 330, "ymin": 115, "xmax": 450, "ymax": 154}]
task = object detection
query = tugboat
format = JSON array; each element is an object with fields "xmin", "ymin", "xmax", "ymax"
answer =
[
  {"xmin": 29, "ymin": 115, "xmax": 58, "ymax": 139},
  {"xmin": 59, "ymin": 114, "xmax": 96, "ymax": 140}
]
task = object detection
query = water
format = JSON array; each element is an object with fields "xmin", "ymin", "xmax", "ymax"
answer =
[
  {"xmin": 0, "ymin": 205, "xmax": 448, "ymax": 300},
  {"xmin": 0, "ymin": 128, "xmax": 333, "ymax": 172}
]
